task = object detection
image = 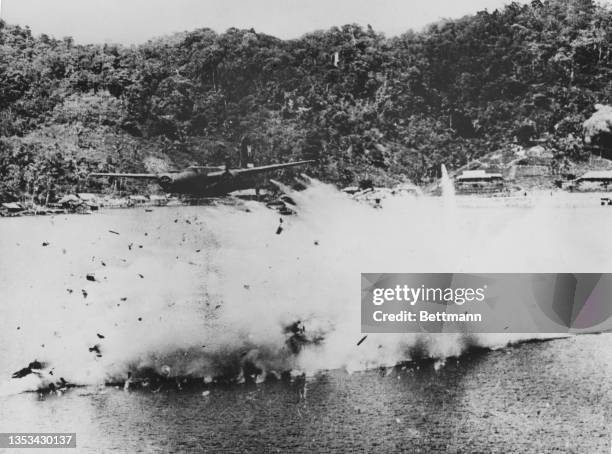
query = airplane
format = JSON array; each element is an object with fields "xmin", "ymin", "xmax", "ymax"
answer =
[{"xmin": 90, "ymin": 148, "xmax": 315, "ymax": 196}]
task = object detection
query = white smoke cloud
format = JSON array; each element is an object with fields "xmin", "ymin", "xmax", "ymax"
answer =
[
  {"xmin": 1, "ymin": 182, "xmax": 601, "ymax": 395},
  {"xmin": 583, "ymin": 104, "xmax": 612, "ymax": 144}
]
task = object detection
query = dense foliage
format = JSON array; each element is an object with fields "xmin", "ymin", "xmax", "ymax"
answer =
[{"xmin": 1, "ymin": 0, "xmax": 612, "ymax": 201}]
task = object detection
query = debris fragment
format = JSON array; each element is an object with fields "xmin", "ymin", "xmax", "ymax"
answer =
[
  {"xmin": 284, "ymin": 321, "xmax": 309, "ymax": 354},
  {"xmin": 12, "ymin": 360, "xmax": 45, "ymax": 379},
  {"xmin": 66, "ymin": 288, "xmax": 73, "ymax": 294},
  {"xmin": 276, "ymin": 217, "xmax": 284, "ymax": 234},
  {"xmin": 314, "ymin": 240, "xmax": 319, "ymax": 245},
  {"xmin": 201, "ymin": 390, "xmax": 210, "ymax": 397},
  {"xmin": 357, "ymin": 335, "xmax": 368, "ymax": 346},
  {"xmin": 96, "ymin": 333, "xmax": 105, "ymax": 339},
  {"xmin": 81, "ymin": 289, "xmax": 88, "ymax": 298},
  {"xmin": 86, "ymin": 273, "xmax": 96, "ymax": 282},
  {"xmin": 138, "ymin": 274, "xmax": 144, "ymax": 279},
  {"xmin": 243, "ymin": 284, "xmax": 250, "ymax": 290},
  {"xmin": 108, "ymin": 230, "xmax": 120, "ymax": 235},
  {"xmin": 42, "ymin": 242, "xmax": 50, "ymax": 247},
  {"xmin": 128, "ymin": 243, "xmax": 133, "ymax": 250},
  {"xmin": 88, "ymin": 345, "xmax": 101, "ymax": 354},
  {"xmin": 101, "ymin": 261, "xmax": 106, "ymax": 267},
  {"xmin": 145, "ymin": 209, "xmax": 153, "ymax": 212},
  {"xmin": 120, "ymin": 297, "xmax": 127, "ymax": 301}
]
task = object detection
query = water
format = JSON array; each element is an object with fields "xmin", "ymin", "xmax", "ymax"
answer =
[
  {"xmin": 0, "ymin": 335, "xmax": 610, "ymax": 453},
  {"xmin": 1, "ymin": 182, "xmax": 612, "ymax": 452}
]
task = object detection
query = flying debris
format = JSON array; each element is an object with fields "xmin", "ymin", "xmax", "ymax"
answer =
[
  {"xmin": 276, "ymin": 218, "xmax": 284, "ymax": 235},
  {"xmin": 12, "ymin": 360, "xmax": 45, "ymax": 379}
]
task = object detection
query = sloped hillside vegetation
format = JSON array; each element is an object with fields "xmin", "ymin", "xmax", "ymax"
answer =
[{"xmin": 1, "ymin": 0, "xmax": 611, "ymax": 201}]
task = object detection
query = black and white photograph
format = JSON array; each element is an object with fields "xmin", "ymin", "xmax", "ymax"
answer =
[{"xmin": 1, "ymin": 0, "xmax": 612, "ymax": 452}]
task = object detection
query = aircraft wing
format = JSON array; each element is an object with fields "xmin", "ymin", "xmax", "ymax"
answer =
[
  {"xmin": 89, "ymin": 173, "xmax": 160, "ymax": 179},
  {"xmin": 206, "ymin": 160, "xmax": 316, "ymax": 178}
]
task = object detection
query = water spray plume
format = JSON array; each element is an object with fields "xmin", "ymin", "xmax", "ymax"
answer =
[{"xmin": 1, "ymin": 180, "xmax": 605, "ymax": 394}]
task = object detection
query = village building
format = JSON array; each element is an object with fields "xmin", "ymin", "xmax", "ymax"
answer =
[
  {"xmin": 569, "ymin": 170, "xmax": 612, "ymax": 191},
  {"xmin": 455, "ymin": 170, "xmax": 505, "ymax": 194}
]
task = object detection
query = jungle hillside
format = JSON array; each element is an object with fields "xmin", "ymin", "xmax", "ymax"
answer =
[{"xmin": 2, "ymin": 0, "xmax": 612, "ymax": 201}]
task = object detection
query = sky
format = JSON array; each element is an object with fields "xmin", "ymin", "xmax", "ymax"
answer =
[{"xmin": 1, "ymin": 0, "xmax": 524, "ymax": 44}]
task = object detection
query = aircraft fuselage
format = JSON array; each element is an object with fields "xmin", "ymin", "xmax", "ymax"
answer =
[
  {"xmin": 90, "ymin": 160, "xmax": 315, "ymax": 196},
  {"xmin": 158, "ymin": 168, "xmax": 260, "ymax": 196}
]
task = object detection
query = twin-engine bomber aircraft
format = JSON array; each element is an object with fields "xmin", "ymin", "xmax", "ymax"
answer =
[{"xmin": 90, "ymin": 159, "xmax": 315, "ymax": 196}]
